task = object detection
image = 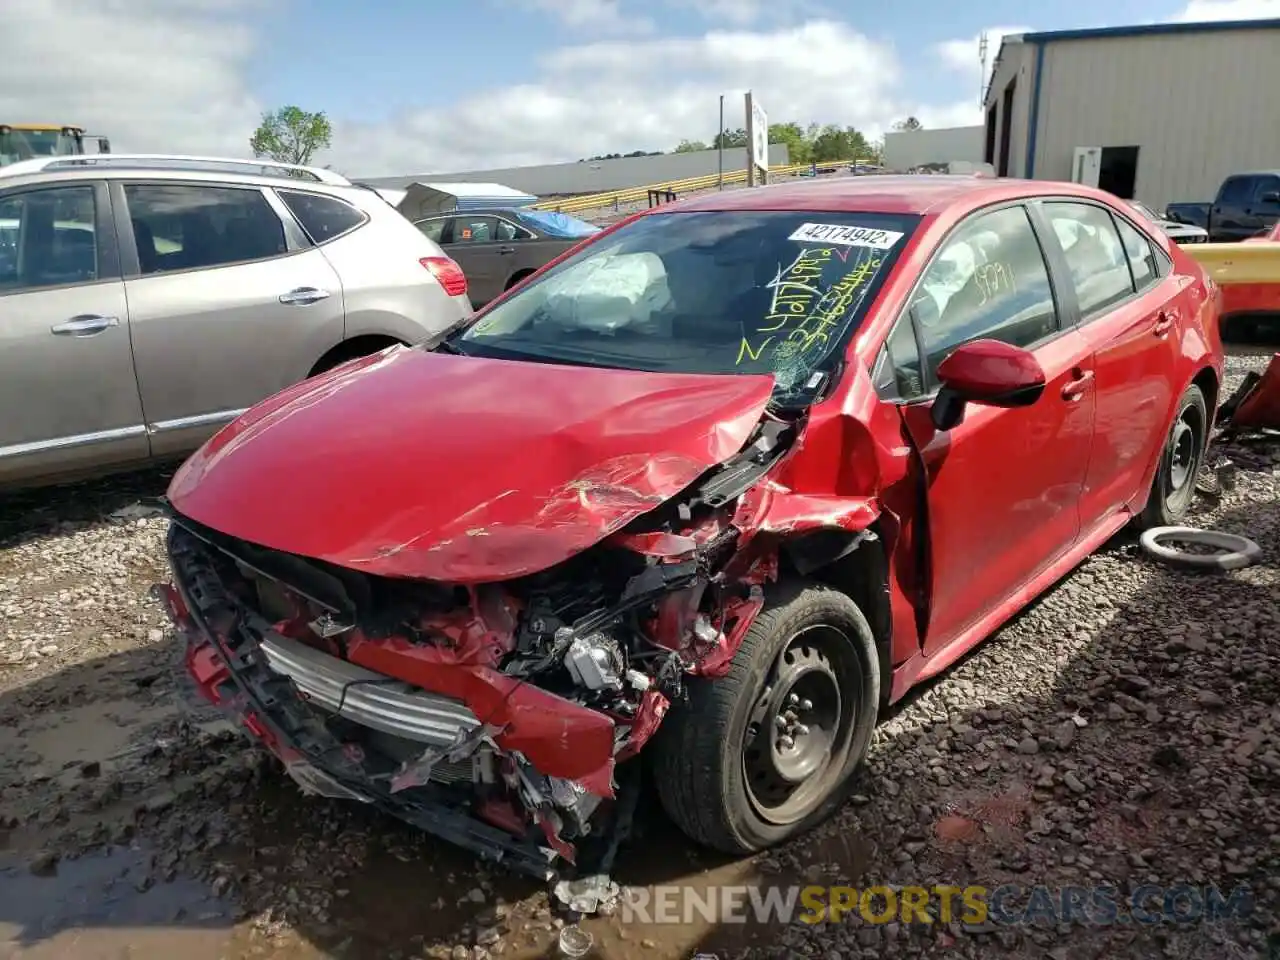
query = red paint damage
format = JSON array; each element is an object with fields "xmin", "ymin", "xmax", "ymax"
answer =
[{"xmin": 167, "ymin": 347, "xmax": 775, "ymax": 581}]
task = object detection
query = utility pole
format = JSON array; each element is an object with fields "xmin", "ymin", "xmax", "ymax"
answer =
[
  {"xmin": 717, "ymin": 94, "xmax": 725, "ymax": 189},
  {"xmin": 978, "ymin": 32, "xmax": 989, "ymax": 108}
]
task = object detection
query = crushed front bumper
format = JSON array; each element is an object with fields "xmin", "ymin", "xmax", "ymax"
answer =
[{"xmin": 159, "ymin": 523, "xmax": 597, "ymax": 881}]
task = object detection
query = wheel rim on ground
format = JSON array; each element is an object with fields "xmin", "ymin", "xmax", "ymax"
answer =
[
  {"xmin": 1165, "ymin": 401, "xmax": 1205, "ymax": 511},
  {"xmin": 742, "ymin": 624, "xmax": 860, "ymax": 826}
]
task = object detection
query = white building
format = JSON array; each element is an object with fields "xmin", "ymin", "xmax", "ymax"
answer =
[
  {"xmin": 883, "ymin": 126, "xmax": 984, "ymax": 171},
  {"xmin": 984, "ymin": 18, "xmax": 1280, "ymax": 209}
]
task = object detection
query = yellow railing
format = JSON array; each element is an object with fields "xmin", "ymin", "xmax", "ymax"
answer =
[
  {"xmin": 1184, "ymin": 242, "xmax": 1280, "ymax": 286},
  {"xmin": 532, "ymin": 162, "xmax": 820, "ymax": 214}
]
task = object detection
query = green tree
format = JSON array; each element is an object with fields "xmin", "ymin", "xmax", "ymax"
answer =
[
  {"xmin": 250, "ymin": 106, "xmax": 332, "ymax": 166},
  {"xmin": 713, "ymin": 127, "xmax": 749, "ymax": 149},
  {"xmin": 767, "ymin": 122, "xmax": 812, "ymax": 164},
  {"xmin": 892, "ymin": 116, "xmax": 923, "ymax": 131},
  {"xmin": 674, "ymin": 139, "xmax": 710, "ymax": 153}
]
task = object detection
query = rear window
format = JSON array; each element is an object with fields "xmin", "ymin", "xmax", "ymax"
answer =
[
  {"xmin": 451, "ymin": 210, "xmax": 918, "ymax": 403},
  {"xmin": 278, "ymin": 190, "xmax": 367, "ymax": 244}
]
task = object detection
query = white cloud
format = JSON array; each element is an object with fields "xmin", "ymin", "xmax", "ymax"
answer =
[
  {"xmin": 1174, "ymin": 0, "xmax": 1280, "ymax": 18},
  {"xmin": 1, "ymin": 2, "xmax": 976, "ymax": 179},
  {"xmin": 507, "ymin": 0, "xmax": 651, "ymax": 34},
  {"xmin": 935, "ymin": 24, "xmax": 1031, "ymax": 91},
  {"xmin": 329, "ymin": 20, "xmax": 974, "ymax": 176},
  {"xmin": 0, "ymin": 0, "xmax": 263, "ymax": 158}
]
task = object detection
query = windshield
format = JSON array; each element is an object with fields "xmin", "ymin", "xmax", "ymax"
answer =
[
  {"xmin": 511, "ymin": 208, "xmax": 601, "ymax": 239},
  {"xmin": 1128, "ymin": 200, "xmax": 1159, "ymax": 222},
  {"xmin": 449, "ymin": 209, "xmax": 917, "ymax": 403},
  {"xmin": 0, "ymin": 129, "xmax": 79, "ymax": 166}
]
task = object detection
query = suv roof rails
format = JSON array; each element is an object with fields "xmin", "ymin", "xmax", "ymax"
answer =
[{"xmin": 0, "ymin": 154, "xmax": 351, "ymax": 185}]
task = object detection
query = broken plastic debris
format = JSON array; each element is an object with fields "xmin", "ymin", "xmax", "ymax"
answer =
[
  {"xmin": 553, "ymin": 874, "xmax": 620, "ymax": 914},
  {"xmin": 557, "ymin": 924, "xmax": 595, "ymax": 958},
  {"xmin": 390, "ymin": 722, "xmax": 504, "ymax": 793}
]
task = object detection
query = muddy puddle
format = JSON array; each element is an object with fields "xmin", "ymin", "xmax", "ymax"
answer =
[{"xmin": 0, "ymin": 845, "xmax": 236, "ymax": 960}]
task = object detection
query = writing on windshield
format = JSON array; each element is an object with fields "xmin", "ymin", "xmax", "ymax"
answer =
[{"xmin": 453, "ymin": 209, "xmax": 918, "ymax": 403}]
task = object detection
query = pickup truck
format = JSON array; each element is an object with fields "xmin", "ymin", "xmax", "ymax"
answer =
[{"xmin": 1165, "ymin": 170, "xmax": 1280, "ymax": 242}]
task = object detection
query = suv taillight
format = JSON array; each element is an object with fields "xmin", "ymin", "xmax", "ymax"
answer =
[{"xmin": 421, "ymin": 257, "xmax": 467, "ymax": 297}]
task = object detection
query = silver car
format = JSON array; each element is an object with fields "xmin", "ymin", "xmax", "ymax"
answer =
[{"xmin": 0, "ymin": 155, "xmax": 472, "ymax": 489}]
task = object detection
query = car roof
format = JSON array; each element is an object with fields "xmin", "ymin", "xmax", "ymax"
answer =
[
  {"xmin": 666, "ymin": 175, "xmax": 1118, "ymax": 217},
  {"xmin": 0, "ymin": 164, "xmax": 376, "ymax": 204}
]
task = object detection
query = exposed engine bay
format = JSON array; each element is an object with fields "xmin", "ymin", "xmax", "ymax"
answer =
[{"xmin": 158, "ymin": 416, "xmax": 806, "ymax": 895}]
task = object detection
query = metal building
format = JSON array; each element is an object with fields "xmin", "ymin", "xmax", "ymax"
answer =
[
  {"xmin": 883, "ymin": 125, "xmax": 984, "ymax": 171},
  {"xmin": 984, "ymin": 18, "xmax": 1280, "ymax": 209}
]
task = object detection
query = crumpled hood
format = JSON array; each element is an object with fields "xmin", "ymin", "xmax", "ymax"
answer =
[{"xmin": 168, "ymin": 346, "xmax": 775, "ymax": 582}]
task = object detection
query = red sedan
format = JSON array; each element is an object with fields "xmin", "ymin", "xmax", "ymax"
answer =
[{"xmin": 157, "ymin": 176, "xmax": 1223, "ymax": 878}]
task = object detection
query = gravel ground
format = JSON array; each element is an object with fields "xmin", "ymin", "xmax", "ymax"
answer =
[{"xmin": 0, "ymin": 348, "xmax": 1276, "ymax": 960}]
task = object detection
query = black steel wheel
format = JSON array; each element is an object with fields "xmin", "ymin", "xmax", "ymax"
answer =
[
  {"xmin": 1137, "ymin": 383, "xmax": 1208, "ymax": 529},
  {"xmin": 652, "ymin": 581, "xmax": 879, "ymax": 855}
]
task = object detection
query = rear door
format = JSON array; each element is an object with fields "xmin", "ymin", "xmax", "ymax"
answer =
[
  {"xmin": 0, "ymin": 179, "xmax": 149, "ymax": 485},
  {"xmin": 884, "ymin": 203, "xmax": 1095, "ymax": 654},
  {"xmin": 115, "ymin": 180, "xmax": 345, "ymax": 458},
  {"xmin": 440, "ymin": 214, "xmax": 507, "ymax": 306},
  {"xmin": 1039, "ymin": 200, "xmax": 1184, "ymax": 528}
]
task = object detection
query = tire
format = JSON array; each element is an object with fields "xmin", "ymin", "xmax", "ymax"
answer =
[
  {"xmin": 652, "ymin": 581, "xmax": 879, "ymax": 855},
  {"xmin": 505, "ymin": 269, "xmax": 534, "ymax": 291},
  {"xmin": 1136, "ymin": 383, "xmax": 1208, "ymax": 530}
]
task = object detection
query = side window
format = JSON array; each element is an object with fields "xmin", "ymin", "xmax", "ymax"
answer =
[
  {"xmin": 124, "ymin": 184, "xmax": 287, "ymax": 275},
  {"xmin": 0, "ymin": 185, "xmax": 98, "ymax": 294},
  {"xmin": 1218, "ymin": 177, "xmax": 1254, "ymax": 205},
  {"xmin": 1252, "ymin": 176, "xmax": 1280, "ymax": 204},
  {"xmin": 278, "ymin": 190, "xmax": 366, "ymax": 244},
  {"xmin": 415, "ymin": 218, "xmax": 447, "ymax": 243},
  {"xmin": 914, "ymin": 205, "xmax": 1058, "ymax": 383},
  {"xmin": 452, "ymin": 216, "xmax": 499, "ymax": 243},
  {"xmin": 873, "ymin": 316, "xmax": 924, "ymax": 400},
  {"xmin": 1043, "ymin": 202, "xmax": 1134, "ymax": 318},
  {"xmin": 496, "ymin": 219, "xmax": 534, "ymax": 242},
  {"xmin": 1114, "ymin": 216, "xmax": 1160, "ymax": 292}
]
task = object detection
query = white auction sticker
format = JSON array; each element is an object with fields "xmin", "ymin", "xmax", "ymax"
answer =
[{"xmin": 787, "ymin": 223, "xmax": 904, "ymax": 249}]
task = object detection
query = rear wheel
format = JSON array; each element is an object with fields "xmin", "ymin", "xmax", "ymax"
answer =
[
  {"xmin": 652, "ymin": 582, "xmax": 879, "ymax": 854},
  {"xmin": 1136, "ymin": 383, "xmax": 1208, "ymax": 529},
  {"xmin": 505, "ymin": 269, "xmax": 535, "ymax": 292}
]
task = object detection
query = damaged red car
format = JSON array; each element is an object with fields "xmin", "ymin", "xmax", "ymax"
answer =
[{"xmin": 157, "ymin": 176, "xmax": 1224, "ymax": 887}]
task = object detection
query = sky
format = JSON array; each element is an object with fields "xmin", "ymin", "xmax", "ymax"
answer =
[{"xmin": 2, "ymin": 0, "xmax": 1277, "ymax": 178}]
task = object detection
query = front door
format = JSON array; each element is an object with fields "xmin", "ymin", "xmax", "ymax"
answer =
[
  {"xmin": 116, "ymin": 181, "xmax": 345, "ymax": 457},
  {"xmin": 0, "ymin": 180, "xmax": 148, "ymax": 485},
  {"xmin": 890, "ymin": 204, "xmax": 1095, "ymax": 653}
]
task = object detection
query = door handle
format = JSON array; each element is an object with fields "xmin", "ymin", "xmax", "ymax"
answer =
[
  {"xmin": 1153, "ymin": 313, "xmax": 1174, "ymax": 337},
  {"xmin": 497, "ymin": 246, "xmax": 515, "ymax": 255},
  {"xmin": 1061, "ymin": 369, "xmax": 1094, "ymax": 401},
  {"xmin": 50, "ymin": 314, "xmax": 120, "ymax": 337},
  {"xmin": 278, "ymin": 287, "xmax": 331, "ymax": 305}
]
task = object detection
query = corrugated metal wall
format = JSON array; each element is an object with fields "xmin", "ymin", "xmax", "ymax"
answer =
[
  {"xmin": 360, "ymin": 144, "xmax": 792, "ymax": 197},
  {"xmin": 985, "ymin": 39, "xmax": 1037, "ymax": 179},
  {"xmin": 1033, "ymin": 29, "xmax": 1280, "ymax": 208},
  {"xmin": 883, "ymin": 126, "xmax": 985, "ymax": 170}
]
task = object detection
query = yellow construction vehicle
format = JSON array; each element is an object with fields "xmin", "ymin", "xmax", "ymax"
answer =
[{"xmin": 0, "ymin": 124, "xmax": 111, "ymax": 167}]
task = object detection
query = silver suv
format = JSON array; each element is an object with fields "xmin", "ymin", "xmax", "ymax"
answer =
[{"xmin": 0, "ymin": 155, "xmax": 472, "ymax": 490}]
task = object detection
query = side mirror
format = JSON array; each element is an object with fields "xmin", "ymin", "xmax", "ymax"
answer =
[
  {"xmin": 930, "ymin": 338, "xmax": 1047, "ymax": 431},
  {"xmin": 1261, "ymin": 191, "xmax": 1280, "ymax": 204}
]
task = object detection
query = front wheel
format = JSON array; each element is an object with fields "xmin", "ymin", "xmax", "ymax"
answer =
[
  {"xmin": 652, "ymin": 582, "xmax": 879, "ymax": 855},
  {"xmin": 1136, "ymin": 383, "xmax": 1208, "ymax": 530}
]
